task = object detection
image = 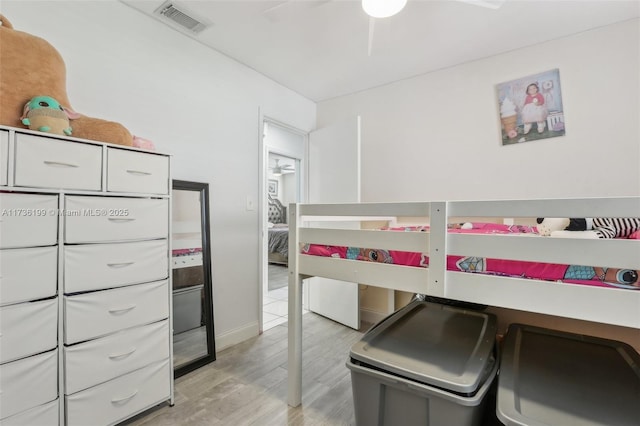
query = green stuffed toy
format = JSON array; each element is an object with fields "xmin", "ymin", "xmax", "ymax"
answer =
[{"xmin": 20, "ymin": 95, "xmax": 77, "ymax": 136}]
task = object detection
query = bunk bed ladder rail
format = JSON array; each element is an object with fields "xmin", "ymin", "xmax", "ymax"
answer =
[{"xmin": 287, "ymin": 202, "xmax": 304, "ymax": 407}]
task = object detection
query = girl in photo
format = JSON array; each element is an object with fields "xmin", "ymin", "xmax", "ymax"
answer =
[{"xmin": 521, "ymin": 83, "xmax": 548, "ymax": 134}]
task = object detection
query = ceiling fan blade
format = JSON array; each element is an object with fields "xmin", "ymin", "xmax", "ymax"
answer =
[
  {"xmin": 455, "ymin": 0, "xmax": 506, "ymax": 9},
  {"xmin": 262, "ymin": 0, "xmax": 333, "ymax": 23},
  {"xmin": 367, "ymin": 17, "xmax": 375, "ymax": 57}
]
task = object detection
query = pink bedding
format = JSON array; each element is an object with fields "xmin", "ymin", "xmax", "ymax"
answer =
[
  {"xmin": 172, "ymin": 247, "xmax": 202, "ymax": 257},
  {"xmin": 301, "ymin": 223, "xmax": 639, "ymax": 290}
]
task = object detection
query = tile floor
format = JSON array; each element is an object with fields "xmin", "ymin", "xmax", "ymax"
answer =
[{"xmin": 263, "ymin": 264, "xmax": 308, "ymax": 331}]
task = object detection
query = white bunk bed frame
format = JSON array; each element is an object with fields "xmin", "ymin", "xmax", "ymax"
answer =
[{"xmin": 286, "ymin": 197, "xmax": 640, "ymax": 407}]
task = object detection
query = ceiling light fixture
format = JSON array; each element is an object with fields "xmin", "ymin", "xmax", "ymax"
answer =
[{"xmin": 362, "ymin": 0, "xmax": 407, "ymax": 18}]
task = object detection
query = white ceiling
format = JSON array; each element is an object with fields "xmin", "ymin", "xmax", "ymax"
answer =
[{"xmin": 121, "ymin": 0, "xmax": 639, "ymax": 102}]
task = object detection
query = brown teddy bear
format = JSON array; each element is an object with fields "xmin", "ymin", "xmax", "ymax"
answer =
[{"xmin": 0, "ymin": 15, "xmax": 133, "ymax": 146}]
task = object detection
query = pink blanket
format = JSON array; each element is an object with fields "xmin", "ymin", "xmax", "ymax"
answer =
[{"xmin": 301, "ymin": 223, "xmax": 639, "ymax": 290}]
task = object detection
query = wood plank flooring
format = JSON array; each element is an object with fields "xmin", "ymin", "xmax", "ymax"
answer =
[
  {"xmin": 125, "ymin": 313, "xmax": 503, "ymax": 426},
  {"xmin": 125, "ymin": 313, "xmax": 367, "ymax": 426}
]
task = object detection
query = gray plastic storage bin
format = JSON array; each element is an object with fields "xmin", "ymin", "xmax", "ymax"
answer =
[
  {"xmin": 347, "ymin": 300, "xmax": 498, "ymax": 426},
  {"xmin": 173, "ymin": 284, "xmax": 203, "ymax": 334},
  {"xmin": 497, "ymin": 324, "xmax": 640, "ymax": 426}
]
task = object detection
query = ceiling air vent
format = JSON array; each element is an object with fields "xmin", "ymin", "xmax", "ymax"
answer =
[{"xmin": 155, "ymin": 1, "xmax": 210, "ymax": 34}]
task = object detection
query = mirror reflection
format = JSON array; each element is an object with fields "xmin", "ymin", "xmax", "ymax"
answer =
[{"xmin": 172, "ymin": 181, "xmax": 215, "ymax": 375}]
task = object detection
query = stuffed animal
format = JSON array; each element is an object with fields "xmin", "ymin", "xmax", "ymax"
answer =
[
  {"xmin": 21, "ymin": 96, "xmax": 78, "ymax": 136},
  {"xmin": 0, "ymin": 15, "xmax": 133, "ymax": 146},
  {"xmin": 132, "ymin": 135, "xmax": 156, "ymax": 151},
  {"xmin": 536, "ymin": 217, "xmax": 640, "ymax": 239}
]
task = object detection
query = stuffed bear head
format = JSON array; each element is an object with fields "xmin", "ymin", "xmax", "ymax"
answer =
[{"xmin": 0, "ymin": 15, "xmax": 133, "ymax": 146}]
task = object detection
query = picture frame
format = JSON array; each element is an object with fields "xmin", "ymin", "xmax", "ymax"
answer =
[
  {"xmin": 268, "ymin": 179, "xmax": 278, "ymax": 196},
  {"xmin": 496, "ymin": 68, "xmax": 565, "ymax": 145}
]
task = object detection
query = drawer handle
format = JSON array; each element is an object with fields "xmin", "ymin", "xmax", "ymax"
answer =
[
  {"xmin": 108, "ymin": 304, "xmax": 137, "ymax": 314},
  {"xmin": 107, "ymin": 262, "xmax": 135, "ymax": 268},
  {"xmin": 107, "ymin": 217, "xmax": 136, "ymax": 223},
  {"xmin": 126, "ymin": 169, "xmax": 152, "ymax": 176},
  {"xmin": 43, "ymin": 160, "xmax": 79, "ymax": 168},
  {"xmin": 111, "ymin": 389, "xmax": 138, "ymax": 404},
  {"xmin": 108, "ymin": 347, "xmax": 137, "ymax": 360}
]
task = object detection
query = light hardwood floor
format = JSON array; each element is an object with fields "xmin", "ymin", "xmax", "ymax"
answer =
[
  {"xmin": 126, "ymin": 313, "xmax": 502, "ymax": 426},
  {"xmin": 125, "ymin": 313, "xmax": 368, "ymax": 426}
]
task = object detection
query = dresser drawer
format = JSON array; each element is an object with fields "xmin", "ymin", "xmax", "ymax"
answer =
[
  {"xmin": 0, "ymin": 129, "xmax": 8, "ymax": 186},
  {"xmin": 65, "ymin": 320, "xmax": 169, "ymax": 394},
  {"xmin": 14, "ymin": 133, "xmax": 102, "ymax": 191},
  {"xmin": 64, "ymin": 196, "xmax": 168, "ymax": 243},
  {"xmin": 0, "ymin": 398, "xmax": 58, "ymax": 426},
  {"xmin": 0, "ymin": 193, "xmax": 58, "ymax": 249},
  {"xmin": 107, "ymin": 148, "xmax": 169, "ymax": 195},
  {"xmin": 65, "ymin": 358, "xmax": 170, "ymax": 426},
  {"xmin": 64, "ymin": 280, "xmax": 169, "ymax": 345},
  {"xmin": 64, "ymin": 240, "xmax": 168, "ymax": 294},
  {"xmin": 0, "ymin": 349, "xmax": 57, "ymax": 420},
  {"xmin": 0, "ymin": 298, "xmax": 57, "ymax": 364},
  {"xmin": 0, "ymin": 246, "xmax": 57, "ymax": 306}
]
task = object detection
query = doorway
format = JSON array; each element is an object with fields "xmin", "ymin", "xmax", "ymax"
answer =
[{"xmin": 261, "ymin": 119, "xmax": 306, "ymax": 332}]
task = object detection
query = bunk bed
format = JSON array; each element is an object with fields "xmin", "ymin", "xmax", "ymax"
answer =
[{"xmin": 286, "ymin": 197, "xmax": 640, "ymax": 407}]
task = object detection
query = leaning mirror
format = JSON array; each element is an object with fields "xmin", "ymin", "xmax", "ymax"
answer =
[{"xmin": 171, "ymin": 180, "xmax": 215, "ymax": 377}]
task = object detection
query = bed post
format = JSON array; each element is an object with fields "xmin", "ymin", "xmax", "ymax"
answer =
[
  {"xmin": 428, "ymin": 202, "xmax": 447, "ymax": 297},
  {"xmin": 287, "ymin": 203, "xmax": 303, "ymax": 407}
]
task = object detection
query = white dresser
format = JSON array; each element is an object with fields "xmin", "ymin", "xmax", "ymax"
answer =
[{"xmin": 0, "ymin": 126, "xmax": 173, "ymax": 426}]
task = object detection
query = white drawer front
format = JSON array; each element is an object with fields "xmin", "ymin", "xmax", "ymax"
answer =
[
  {"xmin": 0, "ymin": 130, "xmax": 8, "ymax": 186},
  {"xmin": 64, "ymin": 280, "xmax": 169, "ymax": 345},
  {"xmin": 0, "ymin": 246, "xmax": 57, "ymax": 306},
  {"xmin": 64, "ymin": 196, "xmax": 168, "ymax": 243},
  {"xmin": 0, "ymin": 349, "xmax": 57, "ymax": 420},
  {"xmin": 0, "ymin": 298, "xmax": 57, "ymax": 364},
  {"xmin": 0, "ymin": 398, "xmax": 58, "ymax": 426},
  {"xmin": 64, "ymin": 240, "xmax": 168, "ymax": 294},
  {"xmin": 107, "ymin": 148, "xmax": 169, "ymax": 195},
  {"xmin": 14, "ymin": 133, "xmax": 102, "ymax": 191},
  {"xmin": 0, "ymin": 193, "xmax": 58, "ymax": 249},
  {"xmin": 65, "ymin": 320, "xmax": 169, "ymax": 394},
  {"xmin": 66, "ymin": 358, "xmax": 170, "ymax": 426}
]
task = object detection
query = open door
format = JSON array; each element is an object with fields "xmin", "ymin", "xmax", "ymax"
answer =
[{"xmin": 307, "ymin": 116, "xmax": 361, "ymax": 329}]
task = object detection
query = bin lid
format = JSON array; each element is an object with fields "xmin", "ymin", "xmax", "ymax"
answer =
[
  {"xmin": 350, "ymin": 300, "xmax": 497, "ymax": 394},
  {"xmin": 497, "ymin": 324, "xmax": 640, "ymax": 426}
]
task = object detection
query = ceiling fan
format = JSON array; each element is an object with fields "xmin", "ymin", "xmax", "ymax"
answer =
[
  {"xmin": 271, "ymin": 159, "xmax": 295, "ymax": 176},
  {"xmin": 364, "ymin": 0, "xmax": 506, "ymax": 55},
  {"xmin": 261, "ymin": 0, "xmax": 506, "ymax": 56}
]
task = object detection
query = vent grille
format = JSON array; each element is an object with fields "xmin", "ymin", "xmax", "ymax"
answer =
[{"xmin": 155, "ymin": 2, "xmax": 209, "ymax": 34}]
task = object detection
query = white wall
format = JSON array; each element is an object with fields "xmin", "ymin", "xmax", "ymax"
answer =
[
  {"xmin": 318, "ymin": 19, "xmax": 640, "ymax": 348},
  {"xmin": 2, "ymin": 1, "xmax": 316, "ymax": 349},
  {"xmin": 317, "ymin": 19, "xmax": 640, "ymax": 202}
]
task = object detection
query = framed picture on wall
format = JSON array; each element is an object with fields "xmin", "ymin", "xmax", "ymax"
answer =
[
  {"xmin": 268, "ymin": 179, "xmax": 278, "ymax": 196},
  {"xmin": 496, "ymin": 68, "xmax": 566, "ymax": 145}
]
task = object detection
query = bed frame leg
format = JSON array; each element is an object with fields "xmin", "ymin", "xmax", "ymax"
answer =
[{"xmin": 287, "ymin": 272, "xmax": 303, "ymax": 407}]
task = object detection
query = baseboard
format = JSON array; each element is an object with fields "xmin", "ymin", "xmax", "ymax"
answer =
[
  {"xmin": 215, "ymin": 321, "xmax": 259, "ymax": 351},
  {"xmin": 360, "ymin": 308, "xmax": 387, "ymax": 326}
]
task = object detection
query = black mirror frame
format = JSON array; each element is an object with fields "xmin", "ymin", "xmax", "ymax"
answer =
[{"xmin": 172, "ymin": 179, "xmax": 216, "ymax": 378}]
